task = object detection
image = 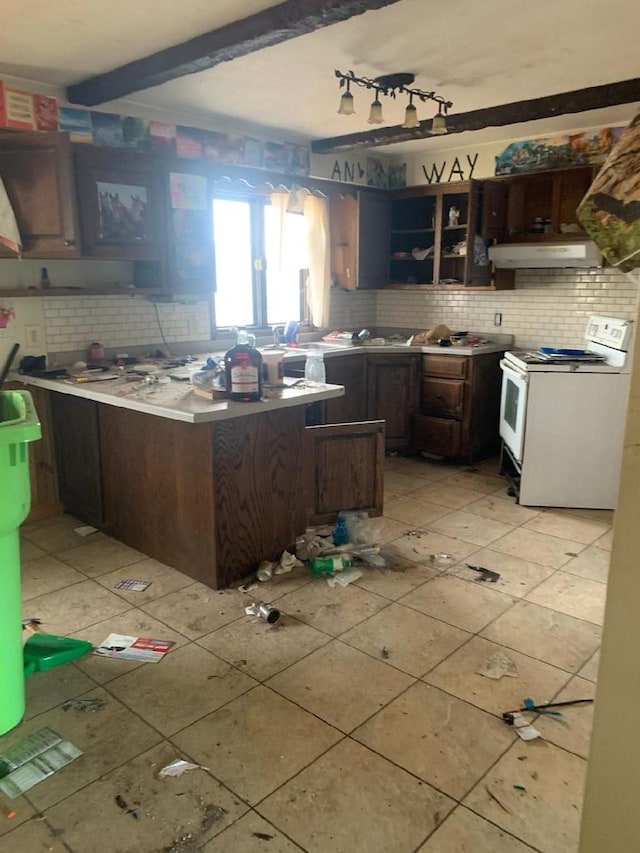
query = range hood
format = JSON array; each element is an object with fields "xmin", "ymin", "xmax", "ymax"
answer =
[{"xmin": 488, "ymin": 241, "xmax": 603, "ymax": 269}]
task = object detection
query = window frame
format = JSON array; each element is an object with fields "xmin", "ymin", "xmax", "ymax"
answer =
[{"xmin": 211, "ymin": 191, "xmax": 309, "ymax": 332}]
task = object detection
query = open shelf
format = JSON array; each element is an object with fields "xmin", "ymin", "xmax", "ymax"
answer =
[{"xmin": 391, "ymin": 228, "xmax": 434, "ymax": 234}]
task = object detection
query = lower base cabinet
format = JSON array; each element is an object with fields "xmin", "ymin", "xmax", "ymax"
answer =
[
  {"xmin": 411, "ymin": 351, "xmax": 503, "ymax": 462},
  {"xmin": 43, "ymin": 389, "xmax": 384, "ymax": 588}
]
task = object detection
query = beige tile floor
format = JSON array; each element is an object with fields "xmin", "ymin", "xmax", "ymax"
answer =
[{"xmin": 1, "ymin": 455, "xmax": 609, "ymax": 853}]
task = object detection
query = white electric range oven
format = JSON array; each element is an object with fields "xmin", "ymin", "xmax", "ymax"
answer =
[{"xmin": 499, "ymin": 316, "xmax": 634, "ymax": 509}]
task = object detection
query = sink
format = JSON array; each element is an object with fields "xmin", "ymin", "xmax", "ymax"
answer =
[{"xmin": 287, "ymin": 342, "xmax": 353, "ymax": 351}]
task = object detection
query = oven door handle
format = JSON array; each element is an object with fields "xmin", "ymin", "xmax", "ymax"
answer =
[{"xmin": 500, "ymin": 359, "xmax": 529, "ymax": 383}]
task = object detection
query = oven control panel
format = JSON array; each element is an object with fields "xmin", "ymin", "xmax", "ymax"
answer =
[{"xmin": 586, "ymin": 316, "xmax": 633, "ymax": 351}]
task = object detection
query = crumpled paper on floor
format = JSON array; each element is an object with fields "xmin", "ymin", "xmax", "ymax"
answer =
[{"xmin": 476, "ymin": 651, "xmax": 519, "ymax": 680}]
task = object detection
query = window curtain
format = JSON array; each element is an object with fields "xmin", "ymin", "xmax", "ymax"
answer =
[
  {"xmin": 269, "ymin": 190, "xmax": 331, "ymax": 329},
  {"xmin": 303, "ymin": 194, "xmax": 331, "ymax": 329}
]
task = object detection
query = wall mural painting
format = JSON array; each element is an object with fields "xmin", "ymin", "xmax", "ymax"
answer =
[{"xmin": 494, "ymin": 127, "xmax": 626, "ymax": 176}]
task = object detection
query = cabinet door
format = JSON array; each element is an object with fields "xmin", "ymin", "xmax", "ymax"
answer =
[
  {"xmin": 50, "ymin": 393, "xmax": 103, "ymax": 526},
  {"xmin": 553, "ymin": 167, "xmax": 594, "ymax": 236},
  {"xmin": 305, "ymin": 420, "xmax": 385, "ymax": 524},
  {"xmin": 74, "ymin": 145, "xmax": 166, "ymax": 262},
  {"xmin": 367, "ymin": 355, "xmax": 419, "ymax": 450},
  {"xmin": 165, "ymin": 164, "xmax": 215, "ymax": 295},
  {"xmin": 481, "ymin": 180, "xmax": 509, "ymax": 242},
  {"xmin": 330, "ymin": 193, "xmax": 358, "ymax": 290},
  {"xmin": 422, "ymin": 377, "xmax": 465, "ymax": 419},
  {"xmin": 357, "ymin": 191, "xmax": 390, "ymax": 289},
  {"xmin": 324, "ymin": 355, "xmax": 367, "ymax": 423},
  {"xmin": 0, "ymin": 132, "xmax": 80, "ymax": 257}
]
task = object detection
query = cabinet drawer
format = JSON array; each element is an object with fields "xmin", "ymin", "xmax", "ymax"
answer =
[
  {"xmin": 422, "ymin": 355, "xmax": 467, "ymax": 378},
  {"xmin": 411, "ymin": 414, "xmax": 461, "ymax": 458},
  {"xmin": 421, "ymin": 377, "xmax": 464, "ymax": 419}
]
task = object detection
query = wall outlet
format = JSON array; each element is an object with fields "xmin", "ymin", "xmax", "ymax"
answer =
[
  {"xmin": 494, "ymin": 312, "xmax": 503, "ymax": 326},
  {"xmin": 25, "ymin": 325, "xmax": 43, "ymax": 346}
]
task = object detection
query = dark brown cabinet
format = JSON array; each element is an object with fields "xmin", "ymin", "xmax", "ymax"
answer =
[
  {"xmin": 501, "ymin": 166, "xmax": 594, "ymax": 242},
  {"xmin": 412, "ymin": 352, "xmax": 503, "ymax": 462},
  {"xmin": 325, "ymin": 355, "xmax": 367, "ymax": 423},
  {"xmin": 0, "ymin": 132, "xmax": 80, "ymax": 258},
  {"xmin": 50, "ymin": 393, "xmax": 103, "ymax": 527},
  {"xmin": 74, "ymin": 145, "xmax": 166, "ymax": 263},
  {"xmin": 366, "ymin": 355, "xmax": 419, "ymax": 450},
  {"xmin": 330, "ymin": 190, "xmax": 390, "ymax": 289},
  {"xmin": 389, "ymin": 181, "xmax": 499, "ymax": 288},
  {"xmin": 305, "ymin": 420, "xmax": 385, "ymax": 524}
]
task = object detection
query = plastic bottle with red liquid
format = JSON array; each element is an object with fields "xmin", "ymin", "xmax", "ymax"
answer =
[{"xmin": 224, "ymin": 329, "xmax": 263, "ymax": 402}]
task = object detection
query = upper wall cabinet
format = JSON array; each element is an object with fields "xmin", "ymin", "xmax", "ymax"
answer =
[
  {"xmin": 74, "ymin": 145, "xmax": 166, "ymax": 262},
  {"xmin": 389, "ymin": 181, "xmax": 500, "ymax": 288},
  {"xmin": 501, "ymin": 166, "xmax": 594, "ymax": 242},
  {"xmin": 0, "ymin": 132, "xmax": 81, "ymax": 258},
  {"xmin": 330, "ymin": 190, "xmax": 390, "ymax": 289}
]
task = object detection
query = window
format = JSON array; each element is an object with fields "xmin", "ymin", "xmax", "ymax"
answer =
[{"xmin": 213, "ymin": 196, "xmax": 308, "ymax": 329}]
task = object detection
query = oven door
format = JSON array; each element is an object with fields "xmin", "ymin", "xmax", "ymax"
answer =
[{"xmin": 500, "ymin": 359, "xmax": 529, "ymax": 463}]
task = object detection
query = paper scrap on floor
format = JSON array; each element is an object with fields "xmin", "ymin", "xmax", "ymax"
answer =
[
  {"xmin": 115, "ymin": 579, "xmax": 152, "ymax": 592},
  {"xmin": 511, "ymin": 712, "xmax": 541, "ymax": 741},
  {"xmin": 0, "ymin": 728, "xmax": 82, "ymax": 798},
  {"xmin": 94, "ymin": 633, "xmax": 175, "ymax": 663},
  {"xmin": 74, "ymin": 525, "xmax": 98, "ymax": 537}
]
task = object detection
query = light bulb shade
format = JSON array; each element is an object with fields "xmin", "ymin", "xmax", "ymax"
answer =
[
  {"xmin": 402, "ymin": 103, "xmax": 419, "ymax": 129},
  {"xmin": 367, "ymin": 98, "xmax": 384, "ymax": 124},
  {"xmin": 431, "ymin": 112, "xmax": 448, "ymax": 135},
  {"xmin": 338, "ymin": 90, "xmax": 355, "ymax": 115}
]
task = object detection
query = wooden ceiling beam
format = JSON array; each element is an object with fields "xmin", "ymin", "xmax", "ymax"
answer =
[
  {"xmin": 311, "ymin": 77, "xmax": 640, "ymax": 153},
  {"xmin": 66, "ymin": 0, "xmax": 403, "ymax": 106}
]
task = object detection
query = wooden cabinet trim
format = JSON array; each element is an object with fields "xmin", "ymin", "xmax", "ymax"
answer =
[{"xmin": 422, "ymin": 354, "xmax": 468, "ymax": 378}]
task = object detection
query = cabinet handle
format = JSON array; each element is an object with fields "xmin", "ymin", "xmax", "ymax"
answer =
[{"xmin": 64, "ymin": 239, "xmax": 76, "ymax": 247}]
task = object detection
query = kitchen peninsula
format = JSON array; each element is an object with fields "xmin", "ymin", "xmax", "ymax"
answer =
[{"xmin": 15, "ymin": 373, "xmax": 385, "ymax": 589}]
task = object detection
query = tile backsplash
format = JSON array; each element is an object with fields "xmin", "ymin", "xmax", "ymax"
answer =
[
  {"xmin": 375, "ymin": 268, "xmax": 640, "ymax": 348},
  {"xmin": 42, "ymin": 296, "xmax": 212, "ymax": 354}
]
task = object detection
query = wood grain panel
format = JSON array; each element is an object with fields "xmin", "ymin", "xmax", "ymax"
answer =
[
  {"xmin": 411, "ymin": 414, "xmax": 461, "ymax": 458},
  {"xmin": 366, "ymin": 356, "xmax": 419, "ymax": 449},
  {"xmin": 26, "ymin": 387, "xmax": 60, "ymax": 521},
  {"xmin": 305, "ymin": 420, "xmax": 385, "ymax": 525},
  {"xmin": 422, "ymin": 354, "xmax": 467, "ymax": 378},
  {"xmin": 324, "ymin": 355, "xmax": 367, "ymax": 424},
  {"xmin": 99, "ymin": 405, "xmax": 217, "ymax": 586},
  {"xmin": 51, "ymin": 393, "xmax": 103, "ymax": 527},
  {"xmin": 213, "ymin": 408, "xmax": 307, "ymax": 587},
  {"xmin": 421, "ymin": 377, "xmax": 465, "ymax": 419}
]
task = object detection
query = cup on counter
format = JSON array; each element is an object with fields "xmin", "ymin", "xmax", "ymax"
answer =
[{"xmin": 261, "ymin": 349, "xmax": 285, "ymax": 386}]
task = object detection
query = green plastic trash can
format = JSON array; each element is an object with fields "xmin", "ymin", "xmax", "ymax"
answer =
[{"xmin": 0, "ymin": 390, "xmax": 41, "ymax": 735}]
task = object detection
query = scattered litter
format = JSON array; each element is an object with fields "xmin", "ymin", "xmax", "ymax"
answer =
[
  {"xmin": 517, "ymin": 756, "xmax": 528, "ymax": 761},
  {"xmin": 502, "ymin": 697, "xmax": 593, "ymax": 724},
  {"xmin": 275, "ymin": 550, "xmax": 302, "ymax": 575},
  {"xmin": 253, "ymin": 832, "xmax": 275, "ymax": 841},
  {"xmin": 406, "ymin": 530, "xmax": 422, "ymax": 539},
  {"xmin": 4, "ymin": 809, "xmax": 17, "ymax": 820},
  {"xmin": 430, "ymin": 553, "xmax": 456, "ymax": 568},
  {"xmin": 74, "ymin": 525, "xmax": 98, "ymax": 537},
  {"xmin": 0, "ymin": 728, "xmax": 82, "ymax": 798},
  {"xmin": 310, "ymin": 555, "xmax": 352, "ymax": 574},
  {"xmin": 94, "ymin": 633, "xmax": 175, "ymax": 663},
  {"xmin": 238, "ymin": 580, "xmax": 258, "ymax": 594},
  {"xmin": 326, "ymin": 569, "xmax": 363, "ymax": 588},
  {"xmin": 476, "ymin": 651, "xmax": 519, "ymax": 680},
  {"xmin": 115, "ymin": 579, "xmax": 152, "ymax": 592},
  {"xmin": 511, "ymin": 713, "xmax": 541, "ymax": 741},
  {"xmin": 245, "ymin": 602, "xmax": 281, "ymax": 625},
  {"xmin": 62, "ymin": 698, "xmax": 107, "ymax": 713},
  {"xmin": 514, "ymin": 784, "xmax": 527, "ymax": 792},
  {"xmin": 466, "ymin": 564, "xmax": 500, "ymax": 583},
  {"xmin": 130, "ymin": 810, "xmax": 140, "ymax": 820},
  {"xmin": 158, "ymin": 759, "xmax": 208, "ymax": 778},
  {"xmin": 115, "ymin": 794, "xmax": 128, "ymax": 810},
  {"xmin": 256, "ymin": 561, "xmax": 274, "ymax": 582},
  {"xmin": 486, "ymin": 786, "xmax": 511, "ymax": 813},
  {"xmin": 381, "ymin": 647, "xmax": 390, "ymax": 659}
]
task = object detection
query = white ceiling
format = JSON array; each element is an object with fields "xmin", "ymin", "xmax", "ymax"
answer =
[{"xmin": 2, "ymin": 0, "xmax": 640, "ymax": 153}]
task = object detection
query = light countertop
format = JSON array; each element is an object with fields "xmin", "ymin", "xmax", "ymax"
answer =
[
  {"xmin": 14, "ymin": 373, "xmax": 344, "ymax": 424},
  {"xmin": 279, "ymin": 340, "xmax": 512, "ymax": 358}
]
